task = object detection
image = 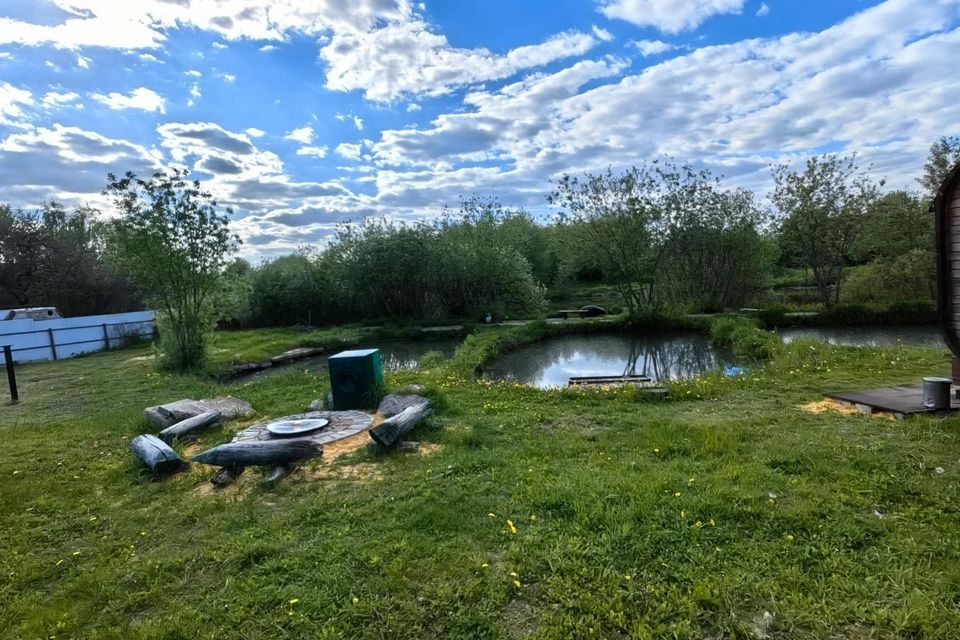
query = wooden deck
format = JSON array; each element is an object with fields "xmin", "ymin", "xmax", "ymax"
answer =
[
  {"xmin": 825, "ymin": 384, "xmax": 960, "ymax": 418},
  {"xmin": 569, "ymin": 374, "xmax": 651, "ymax": 386}
]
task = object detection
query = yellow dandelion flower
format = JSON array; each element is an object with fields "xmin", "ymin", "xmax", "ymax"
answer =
[
  {"xmin": 487, "ymin": 512, "xmax": 496, "ymax": 518},
  {"xmin": 653, "ymin": 448, "xmax": 660, "ymax": 453},
  {"xmin": 288, "ymin": 598, "xmax": 300, "ymax": 604},
  {"xmin": 674, "ymin": 492, "xmax": 682, "ymax": 497},
  {"xmin": 512, "ymin": 580, "xmax": 521, "ymax": 588},
  {"xmin": 352, "ymin": 596, "xmax": 359, "ymax": 604},
  {"xmin": 509, "ymin": 571, "xmax": 518, "ymax": 577},
  {"xmin": 785, "ymin": 534, "xmax": 795, "ymax": 542},
  {"xmin": 481, "ymin": 563, "xmax": 489, "ymax": 569},
  {"xmin": 529, "ymin": 515, "xmax": 537, "ymax": 521}
]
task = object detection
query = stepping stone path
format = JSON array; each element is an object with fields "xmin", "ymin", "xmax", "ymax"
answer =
[
  {"xmin": 234, "ymin": 411, "xmax": 373, "ymax": 446},
  {"xmin": 145, "ymin": 397, "xmax": 254, "ymax": 429}
]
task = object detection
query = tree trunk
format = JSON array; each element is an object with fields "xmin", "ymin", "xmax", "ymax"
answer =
[
  {"xmin": 192, "ymin": 440, "xmax": 321, "ymax": 467},
  {"xmin": 130, "ymin": 434, "xmax": 183, "ymax": 474},
  {"xmin": 158, "ymin": 410, "xmax": 221, "ymax": 444},
  {"xmin": 369, "ymin": 403, "xmax": 433, "ymax": 449}
]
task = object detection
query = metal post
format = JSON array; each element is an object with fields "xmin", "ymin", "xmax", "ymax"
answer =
[
  {"xmin": 47, "ymin": 328, "xmax": 58, "ymax": 361},
  {"xmin": 3, "ymin": 345, "xmax": 18, "ymax": 404}
]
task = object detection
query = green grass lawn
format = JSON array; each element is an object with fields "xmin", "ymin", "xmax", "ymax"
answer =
[{"xmin": 1, "ymin": 327, "xmax": 959, "ymax": 639}]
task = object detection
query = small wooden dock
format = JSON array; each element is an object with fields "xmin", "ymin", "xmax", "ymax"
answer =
[
  {"xmin": 825, "ymin": 384, "xmax": 960, "ymax": 419},
  {"xmin": 568, "ymin": 374, "xmax": 651, "ymax": 386}
]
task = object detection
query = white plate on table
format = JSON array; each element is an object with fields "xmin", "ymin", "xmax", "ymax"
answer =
[{"xmin": 266, "ymin": 418, "xmax": 330, "ymax": 437}]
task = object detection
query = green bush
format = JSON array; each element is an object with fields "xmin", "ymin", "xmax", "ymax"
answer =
[
  {"xmin": 842, "ymin": 249, "xmax": 935, "ymax": 306},
  {"xmin": 709, "ymin": 316, "xmax": 782, "ymax": 361}
]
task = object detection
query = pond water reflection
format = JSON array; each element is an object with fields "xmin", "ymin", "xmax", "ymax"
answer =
[{"xmin": 483, "ymin": 333, "xmax": 732, "ymax": 389}]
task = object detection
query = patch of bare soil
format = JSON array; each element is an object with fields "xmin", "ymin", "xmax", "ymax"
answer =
[
  {"xmin": 417, "ymin": 442, "xmax": 443, "ymax": 455},
  {"xmin": 797, "ymin": 398, "xmax": 897, "ymax": 421},
  {"xmin": 500, "ymin": 599, "xmax": 539, "ymax": 640}
]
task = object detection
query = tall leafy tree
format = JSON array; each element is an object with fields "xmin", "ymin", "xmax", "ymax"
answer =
[
  {"xmin": 0, "ymin": 205, "xmax": 45, "ymax": 307},
  {"xmin": 548, "ymin": 165, "xmax": 667, "ymax": 316},
  {"xmin": 106, "ymin": 170, "xmax": 239, "ymax": 370},
  {"xmin": 772, "ymin": 155, "xmax": 880, "ymax": 308},
  {"xmin": 918, "ymin": 135, "xmax": 960, "ymax": 199}
]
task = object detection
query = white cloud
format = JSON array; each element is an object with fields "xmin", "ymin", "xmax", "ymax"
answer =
[
  {"xmin": 756, "ymin": 2, "xmax": 770, "ymax": 17},
  {"xmin": 284, "ymin": 125, "xmax": 314, "ymax": 144},
  {"xmin": 407, "ymin": 103, "xmax": 421, "ymax": 112},
  {"xmin": 321, "ymin": 23, "xmax": 600, "ymax": 101},
  {"xmin": 0, "ymin": 0, "xmax": 413, "ymax": 50},
  {"xmin": 0, "ymin": 83, "xmax": 32, "ymax": 125},
  {"xmin": 0, "ymin": 124, "xmax": 164, "ymax": 207},
  {"xmin": 139, "ymin": 53, "xmax": 161, "ymax": 63},
  {"xmin": 335, "ymin": 142, "xmax": 362, "ymax": 160},
  {"xmin": 592, "ymin": 25, "xmax": 615, "ymax": 41},
  {"xmin": 42, "ymin": 91, "xmax": 81, "ymax": 108},
  {"xmin": 0, "ymin": 52, "xmax": 13, "ymax": 60},
  {"xmin": 92, "ymin": 87, "xmax": 165, "ymax": 113},
  {"xmin": 371, "ymin": 0, "xmax": 960, "ymax": 201},
  {"xmin": 598, "ymin": 0, "xmax": 747, "ymax": 33},
  {"xmin": 297, "ymin": 145, "xmax": 329, "ymax": 157},
  {"xmin": 188, "ymin": 83, "xmax": 201, "ymax": 106},
  {"xmin": 630, "ymin": 39, "xmax": 675, "ymax": 56},
  {"xmin": 76, "ymin": 54, "xmax": 91, "ymax": 68},
  {"xmin": 212, "ymin": 42, "xmax": 228, "ymax": 49},
  {"xmin": 258, "ymin": 44, "xmax": 277, "ymax": 52},
  {"xmin": 245, "ymin": 127, "xmax": 265, "ymax": 137},
  {"xmin": 185, "ymin": 69, "xmax": 202, "ymax": 77},
  {"xmin": 220, "ymin": 73, "xmax": 236, "ymax": 83},
  {"xmin": 336, "ymin": 113, "xmax": 364, "ymax": 130}
]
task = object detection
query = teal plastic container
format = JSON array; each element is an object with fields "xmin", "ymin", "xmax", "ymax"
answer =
[{"xmin": 328, "ymin": 348, "xmax": 384, "ymax": 410}]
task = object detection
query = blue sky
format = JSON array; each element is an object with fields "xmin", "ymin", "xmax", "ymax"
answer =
[{"xmin": 0, "ymin": 0, "xmax": 958, "ymax": 258}]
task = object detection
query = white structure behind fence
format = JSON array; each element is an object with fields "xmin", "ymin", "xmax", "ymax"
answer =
[{"xmin": 0, "ymin": 311, "xmax": 155, "ymax": 363}]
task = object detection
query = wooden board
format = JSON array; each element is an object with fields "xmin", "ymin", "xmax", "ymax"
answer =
[
  {"xmin": 825, "ymin": 385, "xmax": 960, "ymax": 416},
  {"xmin": 569, "ymin": 375, "xmax": 652, "ymax": 385}
]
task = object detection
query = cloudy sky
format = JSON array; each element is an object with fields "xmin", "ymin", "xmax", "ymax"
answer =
[{"xmin": 1, "ymin": 0, "xmax": 959, "ymax": 258}]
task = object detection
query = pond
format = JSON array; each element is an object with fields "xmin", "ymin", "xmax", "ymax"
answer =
[
  {"xmin": 778, "ymin": 326, "xmax": 943, "ymax": 348},
  {"xmin": 483, "ymin": 333, "xmax": 733, "ymax": 389},
  {"xmin": 246, "ymin": 338, "xmax": 460, "ymax": 380}
]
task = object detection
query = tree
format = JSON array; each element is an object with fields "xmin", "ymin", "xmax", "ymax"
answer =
[
  {"xmin": 548, "ymin": 165, "xmax": 667, "ymax": 316},
  {"xmin": 854, "ymin": 191, "xmax": 933, "ymax": 261},
  {"xmin": 0, "ymin": 202, "xmax": 139, "ymax": 314},
  {"xmin": 105, "ymin": 170, "xmax": 239, "ymax": 371},
  {"xmin": 0, "ymin": 205, "xmax": 45, "ymax": 306},
  {"xmin": 772, "ymin": 155, "xmax": 880, "ymax": 308},
  {"xmin": 918, "ymin": 136, "xmax": 960, "ymax": 199},
  {"xmin": 660, "ymin": 187, "xmax": 772, "ymax": 311}
]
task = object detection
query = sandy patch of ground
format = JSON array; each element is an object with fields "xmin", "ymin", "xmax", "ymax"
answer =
[{"xmin": 797, "ymin": 398, "xmax": 896, "ymax": 420}]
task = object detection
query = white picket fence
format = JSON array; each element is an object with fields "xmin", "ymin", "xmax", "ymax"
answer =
[{"xmin": 0, "ymin": 311, "xmax": 155, "ymax": 363}]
